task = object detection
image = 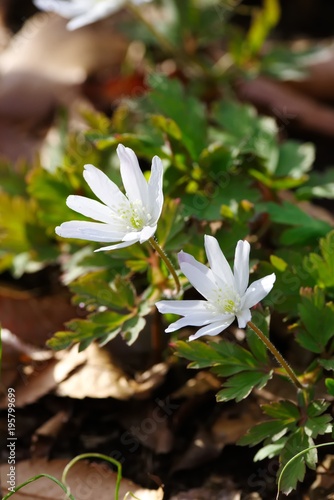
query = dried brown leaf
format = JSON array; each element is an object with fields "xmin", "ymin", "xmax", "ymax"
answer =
[{"xmin": 0, "ymin": 458, "xmax": 164, "ymax": 499}]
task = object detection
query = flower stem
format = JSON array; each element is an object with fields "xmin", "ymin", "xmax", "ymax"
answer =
[
  {"xmin": 247, "ymin": 321, "xmax": 305, "ymax": 391},
  {"xmin": 149, "ymin": 237, "xmax": 180, "ymax": 295}
]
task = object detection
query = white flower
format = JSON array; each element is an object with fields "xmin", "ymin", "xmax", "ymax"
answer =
[
  {"xmin": 156, "ymin": 236, "xmax": 276, "ymax": 341},
  {"xmin": 55, "ymin": 144, "xmax": 163, "ymax": 251},
  {"xmin": 33, "ymin": 0, "xmax": 151, "ymax": 31}
]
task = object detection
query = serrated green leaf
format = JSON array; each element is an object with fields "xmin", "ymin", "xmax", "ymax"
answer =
[
  {"xmin": 239, "ymin": 420, "xmax": 290, "ymax": 447},
  {"xmin": 297, "ymin": 287, "xmax": 334, "ymax": 353},
  {"xmin": 262, "ymin": 401, "xmax": 300, "ymax": 423},
  {"xmin": 70, "ymin": 272, "xmax": 136, "ymax": 310},
  {"xmin": 254, "ymin": 440, "xmax": 285, "ymax": 461},
  {"xmin": 305, "ymin": 414, "xmax": 332, "ymax": 438},
  {"xmin": 121, "ymin": 316, "xmax": 146, "ymax": 346},
  {"xmin": 216, "ymin": 370, "xmax": 272, "ymax": 402},
  {"xmin": 275, "ymin": 141, "xmax": 314, "ymax": 178},
  {"xmin": 307, "ymin": 400, "xmax": 331, "ymax": 418},
  {"xmin": 174, "ymin": 340, "xmax": 225, "ymax": 369},
  {"xmin": 304, "ymin": 230, "xmax": 334, "ymax": 289},
  {"xmin": 279, "ymin": 431, "xmax": 315, "ymax": 494}
]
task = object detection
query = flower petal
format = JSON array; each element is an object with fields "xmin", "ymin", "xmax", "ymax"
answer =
[
  {"xmin": 117, "ymin": 144, "xmax": 148, "ymax": 205},
  {"xmin": 188, "ymin": 317, "xmax": 235, "ymax": 341},
  {"xmin": 156, "ymin": 300, "xmax": 208, "ymax": 314},
  {"xmin": 178, "ymin": 251, "xmax": 218, "ymax": 301},
  {"xmin": 138, "ymin": 225, "xmax": 157, "ymax": 243},
  {"xmin": 55, "ymin": 221, "xmax": 125, "ymax": 242},
  {"xmin": 233, "ymin": 240, "xmax": 250, "ymax": 295},
  {"xmin": 236, "ymin": 308, "xmax": 252, "ymax": 328},
  {"xmin": 34, "ymin": 0, "xmax": 85, "ymax": 17},
  {"xmin": 164, "ymin": 312, "xmax": 219, "ymax": 333},
  {"xmin": 94, "ymin": 240, "xmax": 138, "ymax": 252},
  {"xmin": 83, "ymin": 164, "xmax": 127, "ymax": 210},
  {"xmin": 242, "ymin": 273, "xmax": 276, "ymax": 309},
  {"xmin": 148, "ymin": 156, "xmax": 164, "ymax": 221},
  {"xmin": 204, "ymin": 235, "xmax": 234, "ymax": 286},
  {"xmin": 67, "ymin": 1, "xmax": 123, "ymax": 29},
  {"xmin": 66, "ymin": 195, "xmax": 115, "ymax": 225}
]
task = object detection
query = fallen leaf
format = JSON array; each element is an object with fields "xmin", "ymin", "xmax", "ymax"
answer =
[
  {"xmin": 309, "ymin": 454, "xmax": 334, "ymax": 500},
  {"xmin": 55, "ymin": 343, "xmax": 168, "ymax": 400},
  {"xmin": 0, "ymin": 458, "xmax": 164, "ymax": 499}
]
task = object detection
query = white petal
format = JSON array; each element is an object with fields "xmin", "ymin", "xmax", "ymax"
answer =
[
  {"xmin": 34, "ymin": 0, "xmax": 84, "ymax": 17},
  {"xmin": 55, "ymin": 221, "xmax": 125, "ymax": 242},
  {"xmin": 67, "ymin": 1, "xmax": 122, "ymax": 30},
  {"xmin": 242, "ymin": 273, "xmax": 276, "ymax": 309},
  {"xmin": 83, "ymin": 164, "xmax": 127, "ymax": 210},
  {"xmin": 236, "ymin": 308, "xmax": 252, "ymax": 328},
  {"xmin": 178, "ymin": 251, "xmax": 218, "ymax": 301},
  {"xmin": 117, "ymin": 145, "xmax": 148, "ymax": 205},
  {"xmin": 138, "ymin": 225, "xmax": 157, "ymax": 243},
  {"xmin": 188, "ymin": 317, "xmax": 234, "ymax": 341},
  {"xmin": 94, "ymin": 240, "xmax": 138, "ymax": 252},
  {"xmin": 156, "ymin": 300, "xmax": 209, "ymax": 314},
  {"xmin": 66, "ymin": 195, "xmax": 115, "ymax": 225},
  {"xmin": 148, "ymin": 156, "xmax": 164, "ymax": 221},
  {"xmin": 204, "ymin": 235, "xmax": 234, "ymax": 287},
  {"xmin": 165, "ymin": 313, "xmax": 218, "ymax": 333},
  {"xmin": 234, "ymin": 240, "xmax": 250, "ymax": 295},
  {"xmin": 122, "ymin": 232, "xmax": 142, "ymax": 242}
]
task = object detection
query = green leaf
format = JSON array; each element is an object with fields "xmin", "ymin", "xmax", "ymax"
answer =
[
  {"xmin": 174, "ymin": 340, "xmax": 227, "ymax": 369},
  {"xmin": 274, "ymin": 141, "xmax": 314, "ymax": 178},
  {"xmin": 304, "ymin": 231, "xmax": 334, "ymax": 289},
  {"xmin": 297, "ymin": 287, "xmax": 334, "ymax": 353},
  {"xmin": 261, "ymin": 401, "xmax": 300, "ymax": 423},
  {"xmin": 147, "ymin": 74, "xmax": 207, "ymax": 159},
  {"xmin": 306, "ymin": 400, "xmax": 331, "ymax": 418},
  {"xmin": 246, "ymin": 0, "xmax": 280, "ymax": 55},
  {"xmin": 263, "ymin": 201, "xmax": 331, "ymax": 245},
  {"xmin": 155, "ymin": 197, "xmax": 187, "ymax": 251},
  {"xmin": 305, "ymin": 414, "xmax": 332, "ymax": 438},
  {"xmin": 70, "ymin": 272, "xmax": 136, "ymax": 310},
  {"xmin": 216, "ymin": 370, "xmax": 272, "ymax": 403},
  {"xmin": 318, "ymin": 358, "xmax": 334, "ymax": 371},
  {"xmin": 270, "ymin": 254, "xmax": 288, "ymax": 272},
  {"xmin": 239, "ymin": 420, "xmax": 290, "ymax": 447},
  {"xmin": 279, "ymin": 431, "xmax": 315, "ymax": 494},
  {"xmin": 246, "ymin": 310, "xmax": 270, "ymax": 364},
  {"xmin": 254, "ymin": 440, "xmax": 286, "ymax": 461},
  {"xmin": 121, "ymin": 316, "xmax": 146, "ymax": 346},
  {"xmin": 297, "ymin": 167, "xmax": 334, "ymax": 200},
  {"xmin": 325, "ymin": 378, "xmax": 334, "ymax": 396},
  {"xmin": 212, "ymin": 100, "xmax": 278, "ymax": 172}
]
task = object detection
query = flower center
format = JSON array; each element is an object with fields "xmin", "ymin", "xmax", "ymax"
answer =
[
  {"xmin": 118, "ymin": 200, "xmax": 152, "ymax": 231},
  {"xmin": 213, "ymin": 286, "xmax": 241, "ymax": 315}
]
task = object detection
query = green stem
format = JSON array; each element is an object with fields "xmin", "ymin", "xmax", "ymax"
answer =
[
  {"xmin": 61, "ymin": 453, "xmax": 123, "ymax": 500},
  {"xmin": 2, "ymin": 474, "xmax": 75, "ymax": 500},
  {"xmin": 149, "ymin": 237, "xmax": 180, "ymax": 295},
  {"xmin": 247, "ymin": 321, "xmax": 304, "ymax": 391}
]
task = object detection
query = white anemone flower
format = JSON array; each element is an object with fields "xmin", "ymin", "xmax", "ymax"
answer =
[
  {"xmin": 156, "ymin": 236, "xmax": 276, "ymax": 341},
  {"xmin": 55, "ymin": 144, "xmax": 163, "ymax": 251},
  {"xmin": 33, "ymin": 0, "xmax": 151, "ymax": 31}
]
